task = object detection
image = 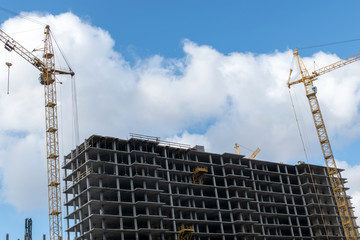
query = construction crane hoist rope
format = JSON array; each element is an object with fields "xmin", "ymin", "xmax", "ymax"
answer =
[
  {"xmin": 288, "ymin": 48, "xmax": 359, "ymax": 240},
  {"xmin": 0, "ymin": 25, "xmax": 74, "ymax": 240}
]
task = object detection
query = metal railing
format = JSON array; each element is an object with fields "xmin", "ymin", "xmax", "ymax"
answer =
[{"xmin": 129, "ymin": 133, "xmax": 191, "ymax": 149}]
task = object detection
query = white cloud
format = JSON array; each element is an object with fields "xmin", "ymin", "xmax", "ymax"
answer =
[
  {"xmin": 0, "ymin": 12, "xmax": 360, "ymax": 215},
  {"xmin": 0, "ymin": 132, "xmax": 46, "ymax": 210}
]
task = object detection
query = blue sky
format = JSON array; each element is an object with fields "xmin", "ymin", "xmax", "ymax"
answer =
[
  {"xmin": 1, "ymin": 1, "xmax": 360, "ymax": 239},
  {"xmin": 2, "ymin": 1, "xmax": 359, "ymax": 59}
]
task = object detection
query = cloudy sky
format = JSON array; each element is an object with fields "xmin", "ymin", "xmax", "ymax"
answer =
[{"xmin": 1, "ymin": 1, "xmax": 360, "ymax": 239}]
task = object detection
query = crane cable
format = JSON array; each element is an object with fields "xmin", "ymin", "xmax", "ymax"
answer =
[
  {"xmin": 0, "ymin": 7, "xmax": 46, "ymax": 27},
  {"xmin": 288, "ymin": 68, "xmax": 330, "ymax": 240},
  {"xmin": 7, "ymin": 27, "xmax": 43, "ymax": 36},
  {"xmin": 71, "ymin": 75, "xmax": 80, "ymax": 146},
  {"xmin": 50, "ymin": 29, "xmax": 79, "ymax": 146},
  {"xmin": 59, "ymin": 79, "xmax": 65, "ymax": 158},
  {"xmin": 236, "ymin": 143, "xmax": 256, "ymax": 154},
  {"xmin": 298, "ymin": 38, "xmax": 360, "ymax": 50},
  {"xmin": 50, "ymin": 30, "xmax": 73, "ymax": 72}
]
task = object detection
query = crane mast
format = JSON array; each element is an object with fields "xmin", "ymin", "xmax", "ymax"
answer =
[
  {"xmin": 43, "ymin": 25, "xmax": 62, "ymax": 240},
  {"xmin": 288, "ymin": 49, "xmax": 358, "ymax": 240},
  {"xmin": 0, "ymin": 25, "xmax": 74, "ymax": 240}
]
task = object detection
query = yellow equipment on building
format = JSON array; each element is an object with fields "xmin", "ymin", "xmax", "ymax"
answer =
[
  {"xmin": 234, "ymin": 143, "xmax": 260, "ymax": 159},
  {"xmin": 192, "ymin": 166, "xmax": 208, "ymax": 184},
  {"xmin": 177, "ymin": 224, "xmax": 194, "ymax": 240}
]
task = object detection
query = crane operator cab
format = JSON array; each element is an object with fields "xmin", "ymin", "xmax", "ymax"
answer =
[
  {"xmin": 307, "ymin": 86, "xmax": 318, "ymax": 97},
  {"xmin": 39, "ymin": 73, "xmax": 55, "ymax": 85}
]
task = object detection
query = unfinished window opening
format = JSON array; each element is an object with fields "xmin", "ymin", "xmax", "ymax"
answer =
[
  {"xmin": 222, "ymin": 157, "xmax": 230, "ymax": 164},
  {"xmin": 288, "ymin": 207, "xmax": 295, "ymax": 214},
  {"xmin": 287, "ymin": 166, "xmax": 296, "ymax": 174},
  {"xmin": 279, "ymin": 165, "xmax": 286, "ymax": 173},
  {"xmin": 272, "ymin": 185, "xmax": 282, "ymax": 193},
  {"xmin": 136, "ymin": 207, "xmax": 146, "ymax": 215},
  {"xmin": 274, "ymin": 196, "xmax": 284, "ymax": 203},
  {"xmin": 135, "ymin": 193, "xmax": 145, "ymax": 202},
  {"xmin": 270, "ymin": 175, "xmax": 280, "ymax": 182},
  {"xmin": 212, "ymin": 156, "xmax": 221, "ymax": 165},
  {"xmin": 115, "ymin": 140, "xmax": 127, "ymax": 151},
  {"xmin": 123, "ymin": 220, "xmax": 135, "ymax": 229},
  {"xmin": 213, "ymin": 167, "xmax": 223, "ymax": 176},
  {"xmin": 294, "ymin": 197, "xmax": 303, "ymax": 205},
  {"xmin": 197, "ymin": 155, "xmax": 209, "ymax": 163},
  {"xmin": 209, "ymin": 224, "xmax": 221, "ymax": 233},
  {"xmin": 257, "ymin": 174, "xmax": 265, "ymax": 181},
  {"xmin": 221, "ymin": 212, "xmax": 231, "ymax": 222},
  {"xmin": 232, "ymin": 158, "xmax": 239, "ymax": 165},
  {"xmin": 223, "ymin": 225, "xmax": 233, "ymax": 233},
  {"xmin": 193, "ymin": 188, "xmax": 200, "ymax": 196},
  {"xmin": 120, "ymin": 180, "xmax": 131, "ymax": 190},
  {"xmin": 302, "ymin": 228, "xmax": 311, "ymax": 236},
  {"xmin": 289, "ymin": 177, "xmax": 298, "ymax": 185},
  {"xmin": 292, "ymin": 186, "xmax": 301, "ymax": 195},
  {"xmin": 99, "ymin": 153, "xmax": 111, "ymax": 162},
  {"xmin": 204, "ymin": 200, "xmax": 217, "ymax": 209},
  {"xmin": 133, "ymin": 180, "xmax": 143, "ymax": 189},
  {"xmin": 296, "ymin": 207, "xmax": 306, "ymax": 215},
  {"xmin": 279, "ymin": 217, "xmax": 288, "ymax": 225},
  {"xmin": 104, "ymin": 165, "xmax": 114, "ymax": 175},
  {"xmin": 233, "ymin": 168, "xmax": 242, "ymax": 176},
  {"xmin": 267, "ymin": 164, "xmax": 277, "ymax": 172},
  {"xmin": 281, "ymin": 228, "xmax": 292, "ymax": 236},
  {"xmin": 103, "ymin": 191, "xmax": 117, "ymax": 201},
  {"xmin": 215, "ymin": 178, "xmax": 225, "ymax": 187}
]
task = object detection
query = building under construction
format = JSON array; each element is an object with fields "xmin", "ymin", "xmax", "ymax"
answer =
[{"xmin": 63, "ymin": 134, "xmax": 357, "ymax": 240}]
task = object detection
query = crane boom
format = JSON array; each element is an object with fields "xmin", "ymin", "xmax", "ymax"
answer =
[
  {"xmin": 0, "ymin": 29, "xmax": 44, "ymax": 71},
  {"xmin": 314, "ymin": 52, "xmax": 360, "ymax": 77},
  {"xmin": 248, "ymin": 148, "xmax": 260, "ymax": 159},
  {"xmin": 0, "ymin": 25, "xmax": 74, "ymax": 240},
  {"xmin": 288, "ymin": 49, "xmax": 359, "ymax": 240}
]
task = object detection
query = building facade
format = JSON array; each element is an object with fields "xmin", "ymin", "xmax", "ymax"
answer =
[{"xmin": 63, "ymin": 134, "xmax": 356, "ymax": 240}]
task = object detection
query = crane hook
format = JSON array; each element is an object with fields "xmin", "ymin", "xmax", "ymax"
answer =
[{"xmin": 5, "ymin": 62, "xmax": 12, "ymax": 95}]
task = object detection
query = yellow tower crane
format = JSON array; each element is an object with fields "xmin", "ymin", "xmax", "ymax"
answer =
[
  {"xmin": 288, "ymin": 49, "xmax": 360, "ymax": 240},
  {"xmin": 234, "ymin": 143, "xmax": 260, "ymax": 159},
  {"xmin": 0, "ymin": 26, "xmax": 74, "ymax": 240}
]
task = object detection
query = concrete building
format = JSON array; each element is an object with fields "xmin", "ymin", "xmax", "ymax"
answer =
[{"xmin": 63, "ymin": 134, "xmax": 356, "ymax": 240}]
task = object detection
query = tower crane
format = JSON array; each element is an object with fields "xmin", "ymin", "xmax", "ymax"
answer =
[
  {"xmin": 288, "ymin": 49, "xmax": 360, "ymax": 240},
  {"xmin": 0, "ymin": 26, "xmax": 74, "ymax": 240},
  {"xmin": 234, "ymin": 143, "xmax": 261, "ymax": 159}
]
